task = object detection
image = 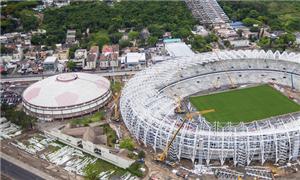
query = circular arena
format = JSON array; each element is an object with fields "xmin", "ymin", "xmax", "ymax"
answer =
[
  {"xmin": 23, "ymin": 72, "xmax": 111, "ymax": 121},
  {"xmin": 120, "ymin": 50, "xmax": 300, "ymax": 166}
]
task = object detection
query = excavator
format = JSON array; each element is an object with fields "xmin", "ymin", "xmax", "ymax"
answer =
[
  {"xmin": 111, "ymin": 92, "xmax": 121, "ymax": 121},
  {"xmin": 154, "ymin": 109, "xmax": 215, "ymax": 162}
]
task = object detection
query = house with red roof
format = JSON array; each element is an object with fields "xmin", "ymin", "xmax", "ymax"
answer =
[{"xmin": 99, "ymin": 45, "xmax": 119, "ymax": 69}]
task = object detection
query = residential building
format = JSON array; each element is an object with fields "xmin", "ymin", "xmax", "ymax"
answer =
[
  {"xmin": 228, "ymin": 38, "xmax": 250, "ymax": 48},
  {"xmin": 163, "ymin": 32, "xmax": 172, "ymax": 39},
  {"xmin": 73, "ymin": 49, "xmax": 87, "ymax": 69},
  {"xmin": 99, "ymin": 45, "xmax": 119, "ymax": 69},
  {"xmin": 66, "ymin": 30, "xmax": 76, "ymax": 45},
  {"xmin": 122, "ymin": 52, "xmax": 146, "ymax": 68},
  {"xmin": 12, "ymin": 45, "xmax": 23, "ymax": 62},
  {"xmin": 0, "ymin": 36, "xmax": 8, "ymax": 44},
  {"xmin": 43, "ymin": 56, "xmax": 58, "ymax": 72},
  {"xmin": 85, "ymin": 46, "xmax": 99, "ymax": 70},
  {"xmin": 192, "ymin": 25, "xmax": 209, "ymax": 36},
  {"xmin": 54, "ymin": 48, "xmax": 69, "ymax": 60}
]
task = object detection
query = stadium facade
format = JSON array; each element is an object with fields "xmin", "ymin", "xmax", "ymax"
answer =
[
  {"xmin": 23, "ymin": 72, "xmax": 111, "ymax": 121},
  {"xmin": 120, "ymin": 50, "xmax": 300, "ymax": 166}
]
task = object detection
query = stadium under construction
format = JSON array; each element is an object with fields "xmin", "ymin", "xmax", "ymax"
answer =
[{"xmin": 120, "ymin": 50, "xmax": 300, "ymax": 166}]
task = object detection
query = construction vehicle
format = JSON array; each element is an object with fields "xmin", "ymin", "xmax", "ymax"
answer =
[
  {"xmin": 174, "ymin": 97, "xmax": 185, "ymax": 114},
  {"xmin": 112, "ymin": 92, "xmax": 121, "ymax": 121},
  {"xmin": 154, "ymin": 109, "xmax": 215, "ymax": 162}
]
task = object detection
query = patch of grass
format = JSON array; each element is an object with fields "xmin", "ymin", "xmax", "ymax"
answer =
[
  {"xmin": 102, "ymin": 124, "xmax": 117, "ymax": 147},
  {"xmin": 120, "ymin": 138, "xmax": 135, "ymax": 151},
  {"xmin": 83, "ymin": 159, "xmax": 127, "ymax": 179},
  {"xmin": 71, "ymin": 111, "xmax": 105, "ymax": 126},
  {"xmin": 190, "ymin": 85, "xmax": 300, "ymax": 124}
]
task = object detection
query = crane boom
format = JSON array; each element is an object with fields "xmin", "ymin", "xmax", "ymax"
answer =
[{"xmin": 154, "ymin": 109, "xmax": 215, "ymax": 162}]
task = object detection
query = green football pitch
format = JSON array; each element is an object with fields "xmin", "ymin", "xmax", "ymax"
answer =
[{"xmin": 189, "ymin": 85, "xmax": 300, "ymax": 124}]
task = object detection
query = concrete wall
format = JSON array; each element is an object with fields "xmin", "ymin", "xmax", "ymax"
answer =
[{"xmin": 45, "ymin": 130, "xmax": 134, "ymax": 169}]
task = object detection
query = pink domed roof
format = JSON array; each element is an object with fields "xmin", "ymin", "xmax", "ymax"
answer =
[{"xmin": 23, "ymin": 73, "xmax": 110, "ymax": 107}]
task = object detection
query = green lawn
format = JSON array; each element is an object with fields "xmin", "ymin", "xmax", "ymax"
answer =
[
  {"xmin": 189, "ymin": 85, "xmax": 300, "ymax": 124},
  {"xmin": 70, "ymin": 111, "xmax": 105, "ymax": 126}
]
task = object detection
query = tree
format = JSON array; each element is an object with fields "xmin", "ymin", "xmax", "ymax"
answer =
[
  {"xmin": 69, "ymin": 46, "xmax": 79, "ymax": 59},
  {"xmin": 242, "ymin": 18, "xmax": 262, "ymax": 27},
  {"xmin": 31, "ymin": 34, "xmax": 46, "ymax": 45},
  {"xmin": 67, "ymin": 61, "xmax": 76, "ymax": 71},
  {"xmin": 119, "ymin": 39, "xmax": 131, "ymax": 49},
  {"xmin": 147, "ymin": 36, "xmax": 158, "ymax": 46},
  {"xmin": 280, "ymin": 33, "xmax": 296, "ymax": 45},
  {"xmin": 19, "ymin": 10, "xmax": 39, "ymax": 32},
  {"xmin": 1, "ymin": 18, "xmax": 18, "ymax": 33},
  {"xmin": 205, "ymin": 33, "xmax": 218, "ymax": 43},
  {"xmin": 191, "ymin": 35, "xmax": 211, "ymax": 52},
  {"xmin": 138, "ymin": 150, "xmax": 145, "ymax": 159},
  {"xmin": 148, "ymin": 24, "xmax": 164, "ymax": 38},
  {"xmin": 39, "ymin": 1, "xmax": 197, "ymax": 46},
  {"xmin": 128, "ymin": 31, "xmax": 139, "ymax": 40},
  {"xmin": 1, "ymin": 105, "xmax": 36, "ymax": 130},
  {"xmin": 175, "ymin": 28, "xmax": 191, "ymax": 39},
  {"xmin": 249, "ymin": 10, "xmax": 259, "ymax": 18},
  {"xmin": 89, "ymin": 31, "xmax": 110, "ymax": 49},
  {"xmin": 285, "ymin": 18, "xmax": 300, "ymax": 32},
  {"xmin": 258, "ymin": 37, "xmax": 271, "ymax": 50},
  {"xmin": 109, "ymin": 32, "xmax": 123, "ymax": 44}
]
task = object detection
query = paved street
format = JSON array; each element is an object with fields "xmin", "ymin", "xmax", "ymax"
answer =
[
  {"xmin": 1, "ymin": 158, "xmax": 44, "ymax": 180},
  {"xmin": 1, "ymin": 69, "xmax": 140, "ymax": 83}
]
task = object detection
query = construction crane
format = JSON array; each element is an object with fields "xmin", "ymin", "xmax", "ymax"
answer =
[
  {"xmin": 213, "ymin": 77, "xmax": 221, "ymax": 89},
  {"xmin": 174, "ymin": 96, "xmax": 185, "ymax": 114},
  {"xmin": 215, "ymin": 51, "xmax": 237, "ymax": 89},
  {"xmin": 154, "ymin": 109, "xmax": 215, "ymax": 162},
  {"xmin": 112, "ymin": 92, "xmax": 121, "ymax": 121}
]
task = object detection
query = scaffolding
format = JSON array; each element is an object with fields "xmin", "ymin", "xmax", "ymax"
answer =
[{"xmin": 120, "ymin": 50, "xmax": 300, "ymax": 166}]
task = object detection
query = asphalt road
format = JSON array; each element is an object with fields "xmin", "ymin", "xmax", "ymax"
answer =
[
  {"xmin": 0, "ymin": 158, "xmax": 44, "ymax": 180},
  {"xmin": 1, "ymin": 69, "xmax": 140, "ymax": 83}
]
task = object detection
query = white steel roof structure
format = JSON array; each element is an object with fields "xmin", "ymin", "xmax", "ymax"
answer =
[
  {"xmin": 165, "ymin": 42, "xmax": 195, "ymax": 57},
  {"xmin": 23, "ymin": 72, "xmax": 111, "ymax": 121},
  {"xmin": 120, "ymin": 50, "xmax": 300, "ymax": 166}
]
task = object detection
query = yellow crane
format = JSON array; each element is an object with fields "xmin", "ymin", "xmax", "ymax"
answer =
[
  {"xmin": 154, "ymin": 109, "xmax": 215, "ymax": 162},
  {"xmin": 226, "ymin": 73, "xmax": 237, "ymax": 89},
  {"xmin": 215, "ymin": 51, "xmax": 237, "ymax": 89},
  {"xmin": 112, "ymin": 92, "xmax": 121, "ymax": 121},
  {"xmin": 213, "ymin": 78, "xmax": 221, "ymax": 89},
  {"xmin": 174, "ymin": 96, "xmax": 185, "ymax": 114}
]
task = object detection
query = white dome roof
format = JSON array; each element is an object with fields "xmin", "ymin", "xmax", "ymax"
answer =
[{"xmin": 23, "ymin": 73, "xmax": 110, "ymax": 108}]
